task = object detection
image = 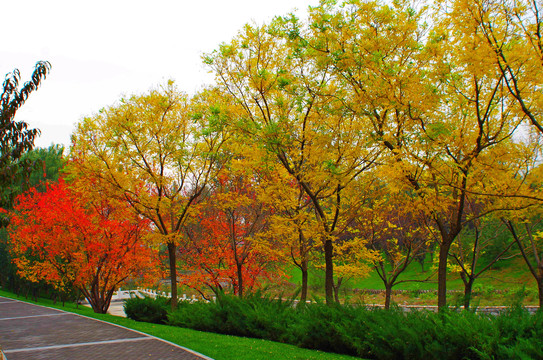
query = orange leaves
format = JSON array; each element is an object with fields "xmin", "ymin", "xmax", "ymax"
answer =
[{"xmin": 7, "ymin": 178, "xmax": 158, "ymax": 309}]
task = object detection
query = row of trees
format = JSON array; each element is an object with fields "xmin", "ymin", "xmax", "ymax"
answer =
[
  {"xmin": 3, "ymin": 0, "xmax": 543, "ymax": 313},
  {"xmin": 67, "ymin": 0, "xmax": 543, "ymax": 310}
]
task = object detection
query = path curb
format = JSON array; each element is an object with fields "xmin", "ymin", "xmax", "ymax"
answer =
[{"xmin": 0, "ymin": 295, "xmax": 214, "ymax": 360}]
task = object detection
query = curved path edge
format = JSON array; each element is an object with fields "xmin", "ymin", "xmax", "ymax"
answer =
[{"xmin": 0, "ymin": 295, "xmax": 214, "ymax": 360}]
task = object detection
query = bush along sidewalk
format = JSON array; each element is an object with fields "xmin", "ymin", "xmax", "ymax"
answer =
[{"xmin": 124, "ymin": 293, "xmax": 543, "ymax": 360}]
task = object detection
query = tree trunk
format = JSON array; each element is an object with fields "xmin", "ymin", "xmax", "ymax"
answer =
[
  {"xmin": 96, "ymin": 301, "xmax": 107, "ymax": 314},
  {"xmin": 236, "ymin": 263, "xmax": 244, "ymax": 298},
  {"xmin": 88, "ymin": 296, "xmax": 107, "ymax": 314},
  {"xmin": 384, "ymin": 284, "xmax": 393, "ymax": 310},
  {"xmin": 538, "ymin": 276, "xmax": 543, "ymax": 309},
  {"xmin": 333, "ymin": 276, "xmax": 342, "ymax": 304},
  {"xmin": 437, "ymin": 241, "xmax": 453, "ymax": 310},
  {"xmin": 324, "ymin": 238, "xmax": 334, "ymax": 305},
  {"xmin": 300, "ymin": 259, "xmax": 308, "ymax": 303},
  {"xmin": 167, "ymin": 242, "xmax": 178, "ymax": 311},
  {"xmin": 464, "ymin": 279, "xmax": 474, "ymax": 310}
]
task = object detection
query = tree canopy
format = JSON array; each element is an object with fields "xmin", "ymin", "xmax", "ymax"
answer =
[{"xmin": 1, "ymin": 61, "xmax": 51, "ymax": 222}]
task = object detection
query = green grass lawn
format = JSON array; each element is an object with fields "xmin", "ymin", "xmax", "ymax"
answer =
[
  {"xmin": 285, "ymin": 256, "xmax": 538, "ymax": 306},
  {"xmin": 0, "ymin": 289, "xmax": 361, "ymax": 360}
]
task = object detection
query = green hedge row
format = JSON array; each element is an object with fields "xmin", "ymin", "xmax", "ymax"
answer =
[{"xmin": 124, "ymin": 293, "xmax": 543, "ymax": 359}]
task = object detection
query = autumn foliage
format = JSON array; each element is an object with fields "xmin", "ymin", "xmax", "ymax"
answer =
[
  {"xmin": 7, "ymin": 179, "xmax": 157, "ymax": 313},
  {"xmin": 58, "ymin": 0, "xmax": 543, "ymax": 311},
  {"xmin": 180, "ymin": 171, "xmax": 285, "ymax": 297}
]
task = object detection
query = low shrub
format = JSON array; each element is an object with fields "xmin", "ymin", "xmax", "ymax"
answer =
[
  {"xmin": 168, "ymin": 290, "xmax": 296, "ymax": 342},
  {"xmin": 123, "ymin": 295, "xmax": 169, "ymax": 324},
  {"xmin": 493, "ymin": 306, "xmax": 543, "ymax": 359},
  {"xmin": 130, "ymin": 293, "xmax": 543, "ymax": 360},
  {"xmin": 284, "ymin": 301, "xmax": 358, "ymax": 356}
]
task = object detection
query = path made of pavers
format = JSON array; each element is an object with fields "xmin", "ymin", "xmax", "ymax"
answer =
[{"xmin": 0, "ymin": 296, "xmax": 213, "ymax": 360}]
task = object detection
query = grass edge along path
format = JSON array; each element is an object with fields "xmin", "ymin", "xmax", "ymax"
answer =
[{"xmin": 0, "ymin": 289, "xmax": 361, "ymax": 360}]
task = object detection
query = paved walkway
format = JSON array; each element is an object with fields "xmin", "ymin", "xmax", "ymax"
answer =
[{"xmin": 0, "ymin": 296, "xmax": 213, "ymax": 360}]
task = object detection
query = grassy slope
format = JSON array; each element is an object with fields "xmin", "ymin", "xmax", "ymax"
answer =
[
  {"xmin": 0, "ymin": 289, "xmax": 360, "ymax": 360},
  {"xmin": 285, "ymin": 256, "xmax": 538, "ymax": 306}
]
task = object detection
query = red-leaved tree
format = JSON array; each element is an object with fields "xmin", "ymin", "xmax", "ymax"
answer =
[
  {"xmin": 180, "ymin": 171, "xmax": 284, "ymax": 298},
  {"xmin": 7, "ymin": 178, "xmax": 157, "ymax": 313}
]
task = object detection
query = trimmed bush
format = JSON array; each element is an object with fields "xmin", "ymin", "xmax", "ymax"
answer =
[
  {"xmin": 123, "ymin": 295, "xmax": 169, "ymax": 324},
  {"xmin": 168, "ymin": 291, "xmax": 296, "ymax": 342},
  {"xmin": 130, "ymin": 293, "xmax": 543, "ymax": 359}
]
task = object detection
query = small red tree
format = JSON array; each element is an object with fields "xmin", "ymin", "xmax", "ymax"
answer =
[
  {"xmin": 8, "ymin": 179, "xmax": 157, "ymax": 313},
  {"xmin": 179, "ymin": 171, "xmax": 284, "ymax": 297}
]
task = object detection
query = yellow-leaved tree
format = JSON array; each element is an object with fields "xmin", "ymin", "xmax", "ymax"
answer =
[
  {"xmin": 205, "ymin": 20, "xmax": 380, "ymax": 304},
  {"xmin": 299, "ymin": 0, "xmax": 539, "ymax": 309},
  {"xmin": 469, "ymin": 0, "xmax": 543, "ymax": 134},
  {"xmin": 69, "ymin": 82, "xmax": 231, "ymax": 310}
]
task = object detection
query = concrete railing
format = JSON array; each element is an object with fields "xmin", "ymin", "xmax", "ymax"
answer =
[
  {"xmin": 112, "ymin": 288, "xmax": 214, "ymax": 303},
  {"xmin": 103, "ymin": 289, "xmax": 541, "ymax": 315},
  {"xmin": 362, "ymin": 304, "xmax": 540, "ymax": 315},
  {"xmin": 80, "ymin": 288, "xmax": 214, "ymax": 305}
]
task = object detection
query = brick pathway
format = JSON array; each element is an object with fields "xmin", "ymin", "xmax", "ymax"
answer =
[{"xmin": 0, "ymin": 296, "xmax": 213, "ymax": 360}]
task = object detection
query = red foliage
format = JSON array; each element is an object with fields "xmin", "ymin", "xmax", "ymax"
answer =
[
  {"xmin": 179, "ymin": 173, "xmax": 283, "ymax": 297},
  {"xmin": 8, "ymin": 179, "xmax": 158, "ymax": 313}
]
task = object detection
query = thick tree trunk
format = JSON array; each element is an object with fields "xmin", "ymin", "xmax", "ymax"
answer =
[
  {"xmin": 167, "ymin": 242, "xmax": 178, "ymax": 311},
  {"xmin": 300, "ymin": 259, "xmax": 308, "ymax": 303},
  {"xmin": 385, "ymin": 284, "xmax": 393, "ymax": 310},
  {"xmin": 437, "ymin": 241, "xmax": 453, "ymax": 310},
  {"xmin": 87, "ymin": 293, "xmax": 108, "ymax": 314},
  {"xmin": 324, "ymin": 239, "xmax": 334, "ymax": 305},
  {"xmin": 92, "ymin": 300, "xmax": 108, "ymax": 314}
]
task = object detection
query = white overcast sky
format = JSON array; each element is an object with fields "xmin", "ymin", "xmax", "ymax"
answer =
[{"xmin": 1, "ymin": 0, "xmax": 318, "ymax": 149}]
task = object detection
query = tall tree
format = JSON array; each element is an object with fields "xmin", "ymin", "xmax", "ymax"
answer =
[
  {"xmin": 70, "ymin": 82, "xmax": 230, "ymax": 310},
  {"xmin": 206, "ymin": 20, "xmax": 379, "ymax": 304},
  {"xmin": 301, "ymin": 0, "xmax": 532, "ymax": 309},
  {"xmin": 1, "ymin": 61, "xmax": 51, "ymax": 222}
]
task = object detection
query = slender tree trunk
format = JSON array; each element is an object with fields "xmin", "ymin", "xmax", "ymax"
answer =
[
  {"xmin": 538, "ymin": 274, "xmax": 543, "ymax": 309},
  {"xmin": 300, "ymin": 259, "xmax": 308, "ymax": 303},
  {"xmin": 167, "ymin": 242, "xmax": 178, "ymax": 311},
  {"xmin": 103, "ymin": 292, "xmax": 114, "ymax": 314},
  {"xmin": 333, "ymin": 277, "xmax": 342, "ymax": 304},
  {"xmin": 324, "ymin": 238, "xmax": 334, "ymax": 305},
  {"xmin": 464, "ymin": 279, "xmax": 474, "ymax": 310},
  {"xmin": 236, "ymin": 263, "xmax": 244, "ymax": 298},
  {"xmin": 384, "ymin": 284, "xmax": 393, "ymax": 310},
  {"xmin": 437, "ymin": 240, "xmax": 453, "ymax": 310}
]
